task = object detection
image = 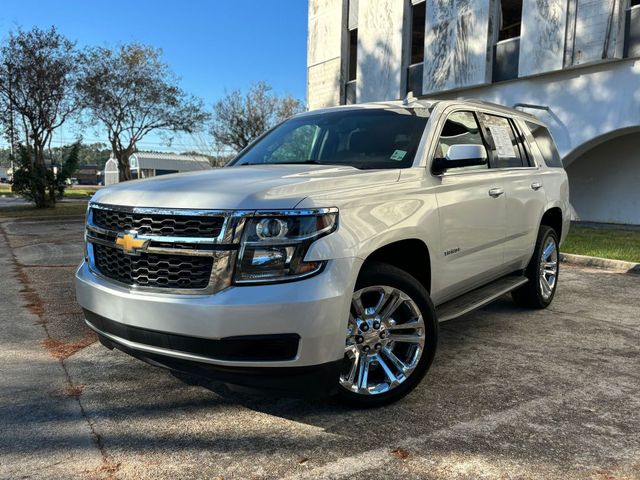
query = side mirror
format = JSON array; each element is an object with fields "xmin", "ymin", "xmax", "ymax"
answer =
[{"xmin": 432, "ymin": 144, "xmax": 488, "ymax": 174}]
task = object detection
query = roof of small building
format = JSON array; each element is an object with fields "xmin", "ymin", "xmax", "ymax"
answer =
[{"xmin": 129, "ymin": 152, "xmax": 212, "ymax": 172}]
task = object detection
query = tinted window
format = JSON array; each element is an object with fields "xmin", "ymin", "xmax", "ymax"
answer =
[
  {"xmin": 480, "ymin": 114, "xmax": 525, "ymax": 168},
  {"xmin": 231, "ymin": 109, "xmax": 429, "ymax": 170},
  {"xmin": 498, "ymin": 0, "xmax": 523, "ymax": 41},
  {"xmin": 510, "ymin": 121, "xmax": 533, "ymax": 166},
  {"xmin": 348, "ymin": 29, "xmax": 358, "ymax": 81},
  {"xmin": 435, "ymin": 111, "xmax": 487, "ymax": 171},
  {"xmin": 410, "ymin": 2, "xmax": 426, "ymax": 64},
  {"xmin": 526, "ymin": 121, "xmax": 563, "ymax": 168}
]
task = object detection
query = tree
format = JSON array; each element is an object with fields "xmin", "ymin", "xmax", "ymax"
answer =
[
  {"xmin": 210, "ymin": 81, "xmax": 304, "ymax": 153},
  {"xmin": 12, "ymin": 142, "xmax": 80, "ymax": 206},
  {"xmin": 78, "ymin": 44, "xmax": 209, "ymax": 181},
  {"xmin": 0, "ymin": 26, "xmax": 81, "ymax": 207}
]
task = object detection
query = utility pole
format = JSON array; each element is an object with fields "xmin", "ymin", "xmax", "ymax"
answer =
[{"xmin": 6, "ymin": 61, "xmax": 15, "ymax": 178}]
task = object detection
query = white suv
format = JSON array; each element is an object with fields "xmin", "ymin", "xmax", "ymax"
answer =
[{"xmin": 76, "ymin": 99, "xmax": 570, "ymax": 406}]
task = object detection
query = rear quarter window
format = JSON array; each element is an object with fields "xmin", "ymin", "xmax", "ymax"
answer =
[{"xmin": 525, "ymin": 121, "xmax": 563, "ymax": 168}]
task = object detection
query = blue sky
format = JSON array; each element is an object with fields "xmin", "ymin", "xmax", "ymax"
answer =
[{"xmin": 0, "ymin": 0, "xmax": 308, "ymax": 152}]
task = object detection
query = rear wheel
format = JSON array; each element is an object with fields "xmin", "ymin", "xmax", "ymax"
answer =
[
  {"xmin": 337, "ymin": 262, "xmax": 438, "ymax": 407},
  {"xmin": 512, "ymin": 225, "xmax": 559, "ymax": 309}
]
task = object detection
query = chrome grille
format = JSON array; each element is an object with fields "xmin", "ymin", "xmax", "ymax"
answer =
[
  {"xmin": 85, "ymin": 204, "xmax": 242, "ymax": 294},
  {"xmin": 92, "ymin": 243, "xmax": 213, "ymax": 289},
  {"xmin": 92, "ymin": 208, "xmax": 224, "ymax": 238}
]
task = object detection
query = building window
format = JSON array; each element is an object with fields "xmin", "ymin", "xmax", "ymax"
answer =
[
  {"xmin": 406, "ymin": 1, "xmax": 425, "ymax": 96},
  {"xmin": 498, "ymin": 0, "xmax": 523, "ymax": 41},
  {"xmin": 343, "ymin": 0, "xmax": 358, "ymax": 105},
  {"xmin": 345, "ymin": 28, "xmax": 358, "ymax": 105},
  {"xmin": 493, "ymin": 0, "xmax": 522, "ymax": 82},
  {"xmin": 348, "ymin": 29, "xmax": 358, "ymax": 82},
  {"xmin": 410, "ymin": 2, "xmax": 425, "ymax": 65},
  {"xmin": 625, "ymin": 0, "xmax": 640, "ymax": 58}
]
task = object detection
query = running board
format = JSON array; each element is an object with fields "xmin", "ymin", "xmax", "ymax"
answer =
[{"xmin": 436, "ymin": 275, "xmax": 528, "ymax": 322}]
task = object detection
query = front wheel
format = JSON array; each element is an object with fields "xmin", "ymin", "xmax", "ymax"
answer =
[
  {"xmin": 337, "ymin": 262, "xmax": 438, "ymax": 407},
  {"xmin": 512, "ymin": 225, "xmax": 559, "ymax": 309}
]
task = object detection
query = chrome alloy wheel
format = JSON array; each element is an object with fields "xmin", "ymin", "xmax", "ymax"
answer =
[
  {"xmin": 539, "ymin": 236, "xmax": 558, "ymax": 300},
  {"xmin": 340, "ymin": 286, "xmax": 426, "ymax": 395}
]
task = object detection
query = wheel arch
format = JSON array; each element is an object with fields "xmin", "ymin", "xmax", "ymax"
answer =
[
  {"xmin": 540, "ymin": 207, "xmax": 563, "ymax": 240},
  {"xmin": 360, "ymin": 239, "xmax": 432, "ymax": 293}
]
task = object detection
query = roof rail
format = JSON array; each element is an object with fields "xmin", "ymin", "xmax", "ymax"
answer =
[
  {"xmin": 458, "ymin": 98, "xmax": 540, "ymax": 120},
  {"xmin": 512, "ymin": 102, "xmax": 551, "ymax": 112}
]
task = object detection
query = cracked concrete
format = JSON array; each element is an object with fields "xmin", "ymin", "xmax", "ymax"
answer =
[
  {"xmin": 1, "ymin": 216, "xmax": 639, "ymax": 479},
  {"xmin": 0, "ymin": 219, "xmax": 103, "ymax": 479}
]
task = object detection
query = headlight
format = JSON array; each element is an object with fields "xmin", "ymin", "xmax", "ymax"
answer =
[
  {"xmin": 234, "ymin": 209, "xmax": 338, "ymax": 283},
  {"xmin": 83, "ymin": 203, "xmax": 91, "ymax": 262}
]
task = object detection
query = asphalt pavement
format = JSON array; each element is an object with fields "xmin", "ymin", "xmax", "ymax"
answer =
[{"xmin": 1, "ymin": 216, "xmax": 638, "ymax": 480}]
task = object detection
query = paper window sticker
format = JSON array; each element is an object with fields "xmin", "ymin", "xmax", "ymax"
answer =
[
  {"xmin": 488, "ymin": 125, "xmax": 516, "ymax": 158},
  {"xmin": 390, "ymin": 150, "xmax": 407, "ymax": 161}
]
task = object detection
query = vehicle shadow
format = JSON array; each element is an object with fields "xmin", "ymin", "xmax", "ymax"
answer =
[{"xmin": 170, "ymin": 297, "xmax": 543, "ymax": 438}]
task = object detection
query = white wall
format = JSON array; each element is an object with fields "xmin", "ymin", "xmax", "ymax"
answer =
[
  {"xmin": 519, "ymin": 0, "xmax": 568, "ymax": 77},
  {"xmin": 423, "ymin": 0, "xmax": 494, "ymax": 94},
  {"xmin": 356, "ymin": 0, "xmax": 407, "ymax": 102},
  {"xmin": 431, "ymin": 58, "xmax": 640, "ymax": 162},
  {"xmin": 567, "ymin": 132, "xmax": 640, "ymax": 224},
  {"xmin": 307, "ymin": 0, "xmax": 345, "ymax": 110},
  {"xmin": 307, "ymin": 0, "xmax": 636, "ymax": 107},
  {"xmin": 570, "ymin": 0, "xmax": 627, "ymax": 65}
]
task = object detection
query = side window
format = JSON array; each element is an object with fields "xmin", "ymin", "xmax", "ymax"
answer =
[
  {"xmin": 526, "ymin": 121, "xmax": 563, "ymax": 168},
  {"xmin": 511, "ymin": 120, "xmax": 534, "ymax": 167},
  {"xmin": 480, "ymin": 113, "xmax": 525, "ymax": 169},
  {"xmin": 436, "ymin": 111, "xmax": 487, "ymax": 171}
]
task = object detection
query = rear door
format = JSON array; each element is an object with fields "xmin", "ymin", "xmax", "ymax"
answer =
[
  {"xmin": 477, "ymin": 113, "xmax": 545, "ymax": 268},
  {"xmin": 432, "ymin": 110, "xmax": 507, "ymax": 300}
]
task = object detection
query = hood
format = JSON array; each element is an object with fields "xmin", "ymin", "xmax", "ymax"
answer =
[{"xmin": 91, "ymin": 164, "xmax": 400, "ymax": 210}]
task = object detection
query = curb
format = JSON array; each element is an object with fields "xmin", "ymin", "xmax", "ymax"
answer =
[
  {"xmin": 560, "ymin": 252, "xmax": 640, "ymax": 275},
  {"xmin": 0, "ymin": 214, "xmax": 86, "ymax": 222}
]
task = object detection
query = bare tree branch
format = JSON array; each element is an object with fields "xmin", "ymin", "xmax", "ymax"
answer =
[
  {"xmin": 77, "ymin": 43, "xmax": 210, "ymax": 181},
  {"xmin": 210, "ymin": 81, "xmax": 304, "ymax": 154}
]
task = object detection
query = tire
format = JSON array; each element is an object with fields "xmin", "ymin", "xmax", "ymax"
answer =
[
  {"xmin": 336, "ymin": 261, "xmax": 438, "ymax": 408},
  {"xmin": 511, "ymin": 225, "xmax": 559, "ymax": 309}
]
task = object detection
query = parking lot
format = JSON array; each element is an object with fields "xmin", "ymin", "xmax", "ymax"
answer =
[{"xmin": 1, "ymin": 214, "xmax": 638, "ymax": 480}]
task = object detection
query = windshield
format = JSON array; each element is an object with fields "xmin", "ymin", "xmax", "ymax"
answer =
[{"xmin": 229, "ymin": 108, "xmax": 430, "ymax": 170}]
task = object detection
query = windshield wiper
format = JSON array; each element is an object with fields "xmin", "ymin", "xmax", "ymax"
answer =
[
  {"xmin": 269, "ymin": 160, "xmax": 322, "ymax": 165},
  {"xmin": 236, "ymin": 160, "xmax": 322, "ymax": 166}
]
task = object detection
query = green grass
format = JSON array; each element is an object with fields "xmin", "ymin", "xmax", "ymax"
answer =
[
  {"xmin": 63, "ymin": 187, "xmax": 99, "ymax": 198},
  {"xmin": 0, "ymin": 184, "xmax": 99, "ymax": 198},
  {"xmin": 0, "ymin": 201, "xmax": 88, "ymax": 218},
  {"xmin": 563, "ymin": 223, "xmax": 640, "ymax": 263}
]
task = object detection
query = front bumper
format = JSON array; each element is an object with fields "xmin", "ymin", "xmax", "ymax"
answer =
[
  {"xmin": 76, "ymin": 257, "xmax": 360, "ymax": 379},
  {"xmin": 94, "ymin": 326, "xmax": 343, "ymax": 397}
]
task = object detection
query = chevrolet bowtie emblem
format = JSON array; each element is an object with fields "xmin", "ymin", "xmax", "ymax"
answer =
[{"xmin": 115, "ymin": 231, "xmax": 149, "ymax": 255}]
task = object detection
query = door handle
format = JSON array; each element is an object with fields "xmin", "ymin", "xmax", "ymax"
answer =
[
  {"xmin": 488, "ymin": 188, "xmax": 504, "ymax": 198},
  {"xmin": 531, "ymin": 182, "xmax": 543, "ymax": 191}
]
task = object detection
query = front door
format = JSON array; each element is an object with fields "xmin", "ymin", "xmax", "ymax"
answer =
[{"xmin": 432, "ymin": 111, "xmax": 507, "ymax": 301}]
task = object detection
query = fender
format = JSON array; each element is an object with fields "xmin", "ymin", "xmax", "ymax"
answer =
[{"xmin": 301, "ymin": 196, "xmax": 440, "ymax": 265}]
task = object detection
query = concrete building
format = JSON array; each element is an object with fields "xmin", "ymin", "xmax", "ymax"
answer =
[
  {"xmin": 129, "ymin": 152, "xmax": 212, "ymax": 179},
  {"xmin": 307, "ymin": 0, "xmax": 640, "ymax": 224}
]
